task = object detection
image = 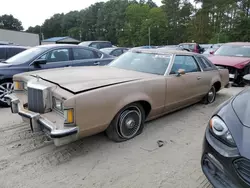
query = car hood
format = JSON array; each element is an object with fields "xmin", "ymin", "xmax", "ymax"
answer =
[
  {"xmin": 208, "ymin": 55, "xmax": 250, "ymax": 69},
  {"xmin": 28, "ymin": 66, "xmax": 156, "ymax": 93},
  {"xmin": 232, "ymin": 88, "xmax": 250, "ymax": 128}
]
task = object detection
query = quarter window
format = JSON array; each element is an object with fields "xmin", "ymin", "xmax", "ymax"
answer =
[
  {"xmin": 170, "ymin": 55, "xmax": 200, "ymax": 74},
  {"xmin": 196, "ymin": 56, "xmax": 212, "ymax": 70},
  {"xmin": 73, "ymin": 48, "xmax": 98, "ymax": 60}
]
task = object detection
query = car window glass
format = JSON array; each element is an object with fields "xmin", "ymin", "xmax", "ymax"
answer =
[
  {"xmin": 7, "ymin": 48, "xmax": 25, "ymax": 59},
  {"xmin": 90, "ymin": 43, "xmax": 100, "ymax": 49},
  {"xmin": 109, "ymin": 52, "xmax": 171, "ymax": 75},
  {"xmin": 39, "ymin": 49, "xmax": 69, "ymax": 63},
  {"xmin": 112, "ymin": 49, "xmax": 123, "ymax": 56},
  {"xmin": 197, "ymin": 56, "xmax": 212, "ymax": 69},
  {"xmin": 0, "ymin": 48, "xmax": 6, "ymax": 59},
  {"xmin": 99, "ymin": 42, "xmax": 112, "ymax": 49},
  {"xmin": 73, "ymin": 48, "xmax": 98, "ymax": 60},
  {"xmin": 185, "ymin": 56, "xmax": 200, "ymax": 72},
  {"xmin": 170, "ymin": 55, "xmax": 200, "ymax": 74}
]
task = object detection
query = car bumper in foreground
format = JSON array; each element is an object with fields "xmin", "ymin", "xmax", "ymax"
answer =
[
  {"xmin": 5, "ymin": 94, "xmax": 78, "ymax": 146},
  {"xmin": 201, "ymin": 128, "xmax": 250, "ymax": 188}
]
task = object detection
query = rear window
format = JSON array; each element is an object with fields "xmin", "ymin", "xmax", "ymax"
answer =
[{"xmin": 90, "ymin": 42, "xmax": 112, "ymax": 49}]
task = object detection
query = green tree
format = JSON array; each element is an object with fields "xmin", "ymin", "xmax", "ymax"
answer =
[{"xmin": 0, "ymin": 14, "xmax": 23, "ymax": 31}]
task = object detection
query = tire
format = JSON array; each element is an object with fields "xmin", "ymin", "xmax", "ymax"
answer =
[
  {"xmin": 106, "ymin": 103, "xmax": 145, "ymax": 142},
  {"xmin": 202, "ymin": 86, "xmax": 216, "ymax": 104},
  {"xmin": 0, "ymin": 80, "xmax": 14, "ymax": 107}
]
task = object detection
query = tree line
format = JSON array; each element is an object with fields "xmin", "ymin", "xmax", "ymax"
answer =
[{"xmin": 1, "ymin": 0, "xmax": 250, "ymax": 46}]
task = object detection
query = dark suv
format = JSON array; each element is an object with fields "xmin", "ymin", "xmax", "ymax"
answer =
[{"xmin": 0, "ymin": 45, "xmax": 28, "ymax": 62}]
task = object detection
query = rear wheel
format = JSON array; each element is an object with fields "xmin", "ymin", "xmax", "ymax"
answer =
[
  {"xmin": 106, "ymin": 103, "xmax": 145, "ymax": 142},
  {"xmin": 202, "ymin": 86, "xmax": 216, "ymax": 104},
  {"xmin": 0, "ymin": 80, "xmax": 14, "ymax": 107}
]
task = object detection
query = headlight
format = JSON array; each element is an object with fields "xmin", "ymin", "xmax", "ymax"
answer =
[
  {"xmin": 64, "ymin": 109, "xmax": 74, "ymax": 124},
  {"xmin": 14, "ymin": 81, "xmax": 25, "ymax": 91},
  {"xmin": 52, "ymin": 97, "xmax": 63, "ymax": 111},
  {"xmin": 209, "ymin": 116, "xmax": 236, "ymax": 147}
]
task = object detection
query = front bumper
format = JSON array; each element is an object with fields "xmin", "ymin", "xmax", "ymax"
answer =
[
  {"xmin": 201, "ymin": 128, "xmax": 249, "ymax": 188},
  {"xmin": 5, "ymin": 94, "xmax": 78, "ymax": 146}
]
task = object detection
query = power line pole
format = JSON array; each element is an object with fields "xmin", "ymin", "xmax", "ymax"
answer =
[{"xmin": 148, "ymin": 27, "xmax": 151, "ymax": 46}]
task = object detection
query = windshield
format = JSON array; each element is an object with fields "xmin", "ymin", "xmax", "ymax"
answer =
[
  {"xmin": 5, "ymin": 47, "xmax": 47, "ymax": 64},
  {"xmin": 108, "ymin": 51, "xmax": 171, "ymax": 75},
  {"xmin": 214, "ymin": 45, "xmax": 250, "ymax": 57}
]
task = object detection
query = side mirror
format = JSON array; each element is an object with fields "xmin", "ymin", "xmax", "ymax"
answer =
[
  {"xmin": 33, "ymin": 59, "xmax": 47, "ymax": 65},
  {"xmin": 243, "ymin": 74, "xmax": 250, "ymax": 84},
  {"xmin": 177, "ymin": 69, "xmax": 185, "ymax": 76},
  {"xmin": 210, "ymin": 51, "xmax": 214, "ymax": 55}
]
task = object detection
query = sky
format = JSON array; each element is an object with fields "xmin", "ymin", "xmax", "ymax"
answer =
[{"xmin": 0, "ymin": 0, "xmax": 163, "ymax": 30}]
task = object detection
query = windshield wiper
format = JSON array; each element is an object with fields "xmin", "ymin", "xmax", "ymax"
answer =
[{"xmin": 0, "ymin": 61, "xmax": 8, "ymax": 64}]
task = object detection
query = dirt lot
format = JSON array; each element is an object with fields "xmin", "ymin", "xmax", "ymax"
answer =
[{"xmin": 0, "ymin": 87, "xmax": 244, "ymax": 188}]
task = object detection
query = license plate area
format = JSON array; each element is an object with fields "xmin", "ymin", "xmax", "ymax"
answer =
[{"xmin": 229, "ymin": 74, "xmax": 235, "ymax": 79}]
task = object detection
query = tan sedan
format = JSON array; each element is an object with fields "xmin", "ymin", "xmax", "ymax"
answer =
[{"xmin": 6, "ymin": 49, "xmax": 230, "ymax": 146}]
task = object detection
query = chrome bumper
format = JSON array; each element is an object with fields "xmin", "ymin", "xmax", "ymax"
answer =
[{"xmin": 5, "ymin": 94, "xmax": 78, "ymax": 146}]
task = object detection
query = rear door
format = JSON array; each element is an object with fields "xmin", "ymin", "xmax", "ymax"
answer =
[
  {"xmin": 195, "ymin": 56, "xmax": 217, "ymax": 93},
  {"xmin": 164, "ymin": 55, "xmax": 203, "ymax": 112},
  {"xmin": 70, "ymin": 47, "xmax": 104, "ymax": 66}
]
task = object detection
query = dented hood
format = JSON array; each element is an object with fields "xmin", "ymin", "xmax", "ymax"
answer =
[
  {"xmin": 28, "ymin": 66, "xmax": 156, "ymax": 93},
  {"xmin": 208, "ymin": 55, "xmax": 250, "ymax": 69}
]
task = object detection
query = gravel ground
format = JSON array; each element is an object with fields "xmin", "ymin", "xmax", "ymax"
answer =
[{"xmin": 0, "ymin": 87, "xmax": 244, "ymax": 188}]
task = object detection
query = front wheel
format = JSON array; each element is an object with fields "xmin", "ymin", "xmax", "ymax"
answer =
[
  {"xmin": 202, "ymin": 86, "xmax": 216, "ymax": 104},
  {"xmin": 106, "ymin": 103, "xmax": 145, "ymax": 142},
  {"xmin": 0, "ymin": 81, "xmax": 14, "ymax": 107}
]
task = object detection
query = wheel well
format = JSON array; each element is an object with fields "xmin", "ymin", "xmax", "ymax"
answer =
[
  {"xmin": 213, "ymin": 81, "xmax": 221, "ymax": 92},
  {"xmin": 137, "ymin": 100, "xmax": 151, "ymax": 118},
  {"xmin": 0, "ymin": 78, "xmax": 13, "ymax": 84}
]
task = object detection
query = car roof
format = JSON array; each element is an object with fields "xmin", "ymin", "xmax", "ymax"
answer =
[
  {"xmin": 131, "ymin": 48, "xmax": 196, "ymax": 55},
  {"xmin": 224, "ymin": 42, "xmax": 250, "ymax": 46}
]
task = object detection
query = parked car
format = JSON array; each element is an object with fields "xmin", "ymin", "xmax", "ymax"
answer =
[
  {"xmin": 0, "ymin": 45, "xmax": 29, "ymax": 62},
  {"xmin": 201, "ymin": 74, "xmax": 250, "ymax": 188},
  {"xmin": 6, "ymin": 49, "xmax": 229, "ymax": 146},
  {"xmin": 100, "ymin": 47, "xmax": 129, "ymax": 57},
  {"xmin": 78, "ymin": 41, "xmax": 113, "ymax": 49},
  {"xmin": 203, "ymin": 47, "xmax": 219, "ymax": 57},
  {"xmin": 208, "ymin": 42, "xmax": 250, "ymax": 86},
  {"xmin": 178, "ymin": 43, "xmax": 204, "ymax": 53},
  {"xmin": 200, "ymin": 44, "xmax": 213, "ymax": 51},
  {"xmin": 158, "ymin": 45, "xmax": 191, "ymax": 52},
  {"xmin": 0, "ymin": 44, "xmax": 114, "ymax": 106}
]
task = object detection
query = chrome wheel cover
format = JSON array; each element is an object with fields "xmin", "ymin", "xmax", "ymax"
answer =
[
  {"xmin": 0, "ymin": 82, "xmax": 14, "ymax": 103},
  {"xmin": 118, "ymin": 106, "xmax": 142, "ymax": 139},
  {"xmin": 207, "ymin": 87, "xmax": 215, "ymax": 103}
]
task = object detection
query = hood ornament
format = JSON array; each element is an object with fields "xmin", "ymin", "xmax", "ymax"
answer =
[{"xmin": 36, "ymin": 75, "xmax": 40, "ymax": 82}]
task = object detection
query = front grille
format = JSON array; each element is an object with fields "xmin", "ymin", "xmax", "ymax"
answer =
[
  {"xmin": 234, "ymin": 158, "xmax": 250, "ymax": 185},
  {"xmin": 28, "ymin": 87, "xmax": 45, "ymax": 113},
  {"xmin": 219, "ymin": 65, "xmax": 236, "ymax": 74}
]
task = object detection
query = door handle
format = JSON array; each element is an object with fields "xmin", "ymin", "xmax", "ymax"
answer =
[
  {"xmin": 197, "ymin": 76, "xmax": 201, "ymax": 80},
  {"xmin": 94, "ymin": 62, "xmax": 100, "ymax": 65}
]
